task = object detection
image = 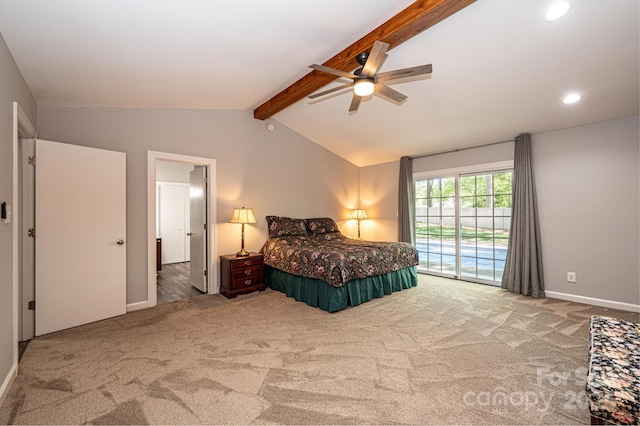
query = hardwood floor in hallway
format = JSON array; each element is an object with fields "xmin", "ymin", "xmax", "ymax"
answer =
[{"xmin": 157, "ymin": 262, "xmax": 204, "ymax": 304}]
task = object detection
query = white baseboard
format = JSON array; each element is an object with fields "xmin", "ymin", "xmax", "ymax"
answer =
[
  {"xmin": 0, "ymin": 362, "xmax": 17, "ymax": 409},
  {"xmin": 126, "ymin": 301, "xmax": 148, "ymax": 312},
  {"xmin": 545, "ymin": 291, "xmax": 640, "ymax": 313}
]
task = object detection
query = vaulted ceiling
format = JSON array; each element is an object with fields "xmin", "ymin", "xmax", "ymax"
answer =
[{"xmin": 0, "ymin": 0, "xmax": 637, "ymax": 166}]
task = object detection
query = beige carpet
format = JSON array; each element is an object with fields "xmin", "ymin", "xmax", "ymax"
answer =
[{"xmin": 1, "ymin": 275, "xmax": 638, "ymax": 425}]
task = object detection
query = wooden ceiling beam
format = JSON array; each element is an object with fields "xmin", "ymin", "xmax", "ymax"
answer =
[{"xmin": 253, "ymin": 0, "xmax": 476, "ymax": 120}]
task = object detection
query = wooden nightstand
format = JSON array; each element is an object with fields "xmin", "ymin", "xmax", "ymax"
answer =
[{"xmin": 220, "ymin": 253, "xmax": 266, "ymax": 298}]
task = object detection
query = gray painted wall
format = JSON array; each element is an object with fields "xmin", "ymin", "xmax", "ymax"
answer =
[
  {"xmin": 0, "ymin": 34, "xmax": 37, "ymax": 400},
  {"xmin": 534, "ymin": 116, "xmax": 639, "ymax": 305},
  {"xmin": 365, "ymin": 116, "xmax": 640, "ymax": 307},
  {"xmin": 359, "ymin": 161, "xmax": 399, "ymax": 242},
  {"xmin": 37, "ymin": 106, "xmax": 360, "ymax": 304}
]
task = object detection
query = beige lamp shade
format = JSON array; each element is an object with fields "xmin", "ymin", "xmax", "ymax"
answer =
[
  {"xmin": 229, "ymin": 207, "xmax": 256, "ymax": 224},
  {"xmin": 350, "ymin": 209, "xmax": 368, "ymax": 220}
]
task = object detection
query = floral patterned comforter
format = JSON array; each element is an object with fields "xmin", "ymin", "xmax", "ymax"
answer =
[
  {"xmin": 587, "ymin": 316, "xmax": 640, "ymax": 425},
  {"xmin": 260, "ymin": 232, "xmax": 418, "ymax": 288}
]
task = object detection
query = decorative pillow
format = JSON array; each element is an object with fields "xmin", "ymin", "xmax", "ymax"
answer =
[
  {"xmin": 266, "ymin": 216, "xmax": 308, "ymax": 238},
  {"xmin": 305, "ymin": 217, "xmax": 340, "ymax": 235}
]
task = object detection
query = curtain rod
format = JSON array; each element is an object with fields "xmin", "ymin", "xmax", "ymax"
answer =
[{"xmin": 410, "ymin": 138, "xmax": 515, "ymax": 160}]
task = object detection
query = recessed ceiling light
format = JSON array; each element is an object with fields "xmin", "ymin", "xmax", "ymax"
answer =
[
  {"xmin": 544, "ymin": 2, "xmax": 571, "ymax": 22},
  {"xmin": 563, "ymin": 93, "xmax": 581, "ymax": 104}
]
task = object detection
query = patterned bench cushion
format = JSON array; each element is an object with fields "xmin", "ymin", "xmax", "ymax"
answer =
[{"xmin": 587, "ymin": 316, "xmax": 640, "ymax": 425}]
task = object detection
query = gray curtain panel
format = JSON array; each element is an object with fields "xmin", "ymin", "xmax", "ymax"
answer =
[
  {"xmin": 398, "ymin": 156, "xmax": 415, "ymax": 245},
  {"xmin": 501, "ymin": 133, "xmax": 545, "ymax": 297}
]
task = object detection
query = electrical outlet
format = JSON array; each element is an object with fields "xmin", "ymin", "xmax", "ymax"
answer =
[{"xmin": 567, "ymin": 272, "xmax": 576, "ymax": 283}]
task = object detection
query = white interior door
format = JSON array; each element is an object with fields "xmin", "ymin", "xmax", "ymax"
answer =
[
  {"xmin": 35, "ymin": 139, "xmax": 126, "ymax": 336},
  {"xmin": 158, "ymin": 183, "xmax": 190, "ymax": 264},
  {"xmin": 189, "ymin": 167, "xmax": 207, "ymax": 292}
]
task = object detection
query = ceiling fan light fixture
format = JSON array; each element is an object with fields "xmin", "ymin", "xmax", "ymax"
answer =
[
  {"xmin": 354, "ymin": 79, "xmax": 375, "ymax": 97},
  {"xmin": 308, "ymin": 40, "xmax": 427, "ymax": 113}
]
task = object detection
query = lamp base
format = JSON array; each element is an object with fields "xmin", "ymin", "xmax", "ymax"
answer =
[{"xmin": 236, "ymin": 248, "xmax": 250, "ymax": 257}]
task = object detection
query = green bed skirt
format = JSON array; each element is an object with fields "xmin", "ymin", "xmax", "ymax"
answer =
[{"xmin": 264, "ymin": 265, "xmax": 418, "ymax": 313}]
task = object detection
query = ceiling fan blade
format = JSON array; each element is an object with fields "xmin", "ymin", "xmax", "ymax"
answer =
[
  {"xmin": 377, "ymin": 64, "xmax": 433, "ymax": 83},
  {"xmin": 309, "ymin": 64, "xmax": 357, "ymax": 80},
  {"xmin": 308, "ymin": 83, "xmax": 353, "ymax": 99},
  {"xmin": 374, "ymin": 83, "xmax": 408, "ymax": 104},
  {"xmin": 349, "ymin": 94, "xmax": 362, "ymax": 112},
  {"xmin": 361, "ymin": 40, "xmax": 390, "ymax": 77}
]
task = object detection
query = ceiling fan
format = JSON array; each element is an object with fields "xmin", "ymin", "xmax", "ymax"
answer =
[{"xmin": 308, "ymin": 40, "xmax": 432, "ymax": 113}]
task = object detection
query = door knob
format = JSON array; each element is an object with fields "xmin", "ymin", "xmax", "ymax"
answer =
[
  {"xmin": 116, "ymin": 239, "xmax": 125, "ymax": 245},
  {"xmin": 187, "ymin": 232, "xmax": 193, "ymax": 236}
]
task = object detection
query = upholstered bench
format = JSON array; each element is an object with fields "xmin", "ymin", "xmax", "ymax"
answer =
[{"xmin": 586, "ymin": 316, "xmax": 639, "ymax": 425}]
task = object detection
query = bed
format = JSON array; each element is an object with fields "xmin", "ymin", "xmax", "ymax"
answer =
[{"xmin": 260, "ymin": 216, "xmax": 419, "ymax": 312}]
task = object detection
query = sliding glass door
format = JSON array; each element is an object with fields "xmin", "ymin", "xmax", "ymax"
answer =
[
  {"xmin": 415, "ymin": 177, "xmax": 456, "ymax": 275},
  {"xmin": 415, "ymin": 168, "xmax": 512, "ymax": 285}
]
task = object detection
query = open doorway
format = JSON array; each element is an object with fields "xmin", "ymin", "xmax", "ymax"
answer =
[
  {"xmin": 146, "ymin": 151, "xmax": 217, "ymax": 310},
  {"xmin": 156, "ymin": 160, "xmax": 205, "ymax": 304}
]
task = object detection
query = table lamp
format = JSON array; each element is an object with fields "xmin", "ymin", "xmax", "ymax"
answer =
[
  {"xmin": 229, "ymin": 207, "xmax": 256, "ymax": 256},
  {"xmin": 350, "ymin": 209, "xmax": 367, "ymax": 239}
]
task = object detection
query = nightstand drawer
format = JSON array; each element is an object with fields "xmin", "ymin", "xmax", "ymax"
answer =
[
  {"xmin": 230, "ymin": 257, "xmax": 262, "ymax": 269},
  {"xmin": 231, "ymin": 265, "xmax": 262, "ymax": 280},
  {"xmin": 231, "ymin": 275, "xmax": 264, "ymax": 290}
]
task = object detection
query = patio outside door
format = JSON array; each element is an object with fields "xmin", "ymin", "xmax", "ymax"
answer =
[{"xmin": 414, "ymin": 168, "xmax": 512, "ymax": 285}]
